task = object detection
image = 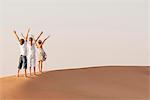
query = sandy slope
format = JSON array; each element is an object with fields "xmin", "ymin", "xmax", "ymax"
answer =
[{"xmin": 0, "ymin": 66, "xmax": 150, "ymax": 100}]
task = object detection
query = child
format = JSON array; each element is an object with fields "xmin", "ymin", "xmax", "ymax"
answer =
[
  {"xmin": 35, "ymin": 34, "xmax": 50, "ymax": 73},
  {"xmin": 13, "ymin": 29, "xmax": 29, "ymax": 77},
  {"xmin": 22, "ymin": 31, "xmax": 43, "ymax": 76}
]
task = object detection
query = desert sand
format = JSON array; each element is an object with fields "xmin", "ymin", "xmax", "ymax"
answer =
[{"xmin": 0, "ymin": 66, "xmax": 150, "ymax": 100}]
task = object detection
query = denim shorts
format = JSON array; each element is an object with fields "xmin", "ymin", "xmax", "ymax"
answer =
[{"xmin": 18, "ymin": 55, "xmax": 27, "ymax": 69}]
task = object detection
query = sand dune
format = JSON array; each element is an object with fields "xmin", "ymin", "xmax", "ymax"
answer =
[{"xmin": 0, "ymin": 66, "xmax": 150, "ymax": 100}]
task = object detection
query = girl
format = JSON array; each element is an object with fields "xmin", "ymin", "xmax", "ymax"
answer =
[{"xmin": 35, "ymin": 34, "xmax": 50, "ymax": 73}]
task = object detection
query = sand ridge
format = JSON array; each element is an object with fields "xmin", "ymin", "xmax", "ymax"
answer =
[{"xmin": 0, "ymin": 66, "xmax": 150, "ymax": 100}]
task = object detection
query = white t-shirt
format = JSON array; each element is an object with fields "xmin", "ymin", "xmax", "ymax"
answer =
[
  {"xmin": 19, "ymin": 42, "xmax": 27, "ymax": 56},
  {"xmin": 28, "ymin": 43, "xmax": 36, "ymax": 57}
]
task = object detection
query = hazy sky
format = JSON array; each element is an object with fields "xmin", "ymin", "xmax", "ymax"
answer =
[{"xmin": 0, "ymin": 0, "xmax": 148, "ymax": 77}]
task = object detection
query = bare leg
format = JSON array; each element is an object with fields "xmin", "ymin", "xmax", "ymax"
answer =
[
  {"xmin": 38, "ymin": 61, "xmax": 41, "ymax": 72},
  {"xmin": 30, "ymin": 67, "xmax": 32, "ymax": 76},
  {"xmin": 17, "ymin": 69, "xmax": 20, "ymax": 77},
  {"xmin": 40, "ymin": 61, "xmax": 43, "ymax": 73},
  {"xmin": 25, "ymin": 69, "xmax": 27, "ymax": 77},
  {"xmin": 34, "ymin": 67, "xmax": 36, "ymax": 75}
]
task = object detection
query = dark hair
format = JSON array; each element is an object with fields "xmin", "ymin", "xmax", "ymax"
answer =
[
  {"xmin": 29, "ymin": 37, "xmax": 33, "ymax": 41},
  {"xmin": 38, "ymin": 40, "xmax": 42, "ymax": 44},
  {"xmin": 19, "ymin": 39, "xmax": 24, "ymax": 45}
]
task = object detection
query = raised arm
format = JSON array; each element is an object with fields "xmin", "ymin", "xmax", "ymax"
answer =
[
  {"xmin": 25, "ymin": 28, "xmax": 30, "ymax": 42},
  {"xmin": 32, "ymin": 35, "xmax": 38, "ymax": 47},
  {"xmin": 13, "ymin": 30, "xmax": 20, "ymax": 42},
  {"xmin": 35, "ymin": 31, "xmax": 43, "ymax": 43},
  {"xmin": 42, "ymin": 36, "xmax": 50, "ymax": 45},
  {"xmin": 21, "ymin": 33, "xmax": 25, "ymax": 39}
]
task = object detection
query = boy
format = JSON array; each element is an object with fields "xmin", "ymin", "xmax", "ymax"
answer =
[
  {"xmin": 13, "ymin": 29, "xmax": 29, "ymax": 77},
  {"xmin": 22, "ymin": 31, "xmax": 43, "ymax": 75}
]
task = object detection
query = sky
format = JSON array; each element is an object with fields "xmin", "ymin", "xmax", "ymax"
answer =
[{"xmin": 0, "ymin": 0, "xmax": 149, "ymax": 77}]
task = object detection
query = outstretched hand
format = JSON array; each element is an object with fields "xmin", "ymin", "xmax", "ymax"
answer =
[
  {"xmin": 40, "ymin": 31, "xmax": 43, "ymax": 35},
  {"xmin": 13, "ymin": 30, "xmax": 16, "ymax": 34},
  {"xmin": 13, "ymin": 30, "xmax": 20, "ymax": 42},
  {"xmin": 27, "ymin": 28, "xmax": 31, "ymax": 33},
  {"xmin": 45, "ymin": 35, "xmax": 50, "ymax": 40},
  {"xmin": 46, "ymin": 35, "xmax": 50, "ymax": 39},
  {"xmin": 45, "ymin": 33, "xmax": 52, "ymax": 40}
]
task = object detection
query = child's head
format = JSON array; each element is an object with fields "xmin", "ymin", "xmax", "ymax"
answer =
[
  {"xmin": 19, "ymin": 39, "xmax": 24, "ymax": 45},
  {"xmin": 38, "ymin": 40, "xmax": 42, "ymax": 45},
  {"xmin": 29, "ymin": 37, "xmax": 33, "ymax": 42}
]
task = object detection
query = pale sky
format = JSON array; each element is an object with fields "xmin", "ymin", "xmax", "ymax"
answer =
[{"xmin": 0, "ymin": 0, "xmax": 149, "ymax": 77}]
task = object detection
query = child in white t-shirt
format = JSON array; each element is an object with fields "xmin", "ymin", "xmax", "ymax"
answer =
[
  {"xmin": 13, "ymin": 29, "xmax": 29, "ymax": 78},
  {"xmin": 26, "ymin": 32, "xmax": 43, "ymax": 76}
]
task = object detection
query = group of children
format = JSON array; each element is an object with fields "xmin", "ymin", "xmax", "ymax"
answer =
[{"xmin": 12, "ymin": 28, "xmax": 50, "ymax": 77}]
